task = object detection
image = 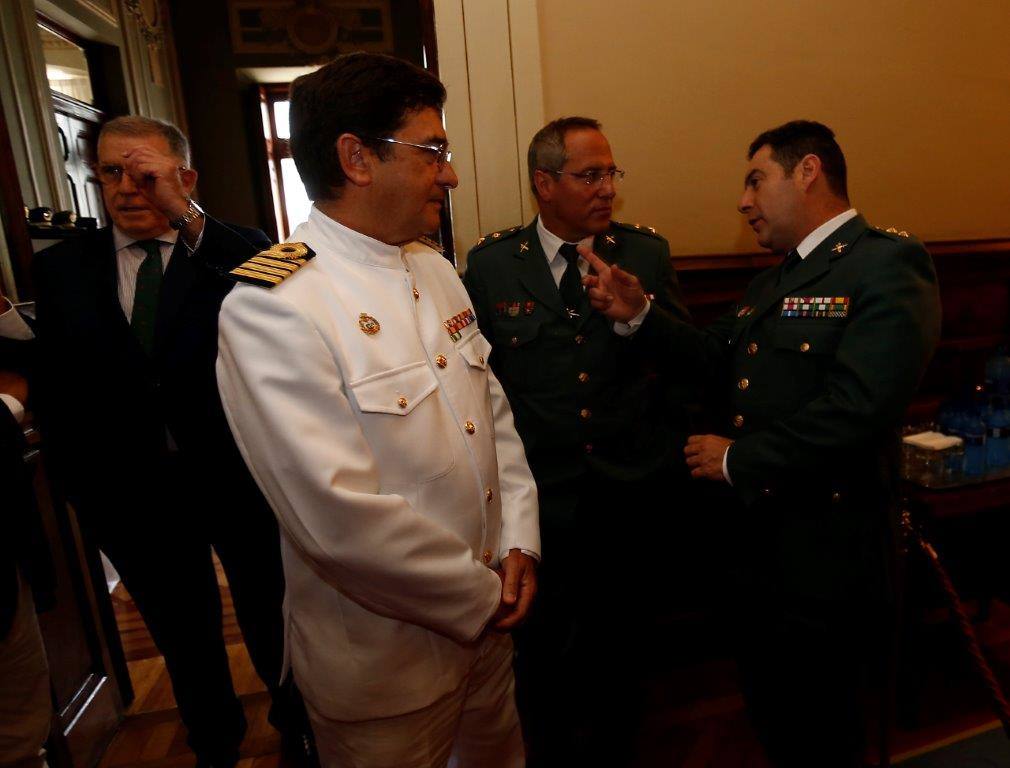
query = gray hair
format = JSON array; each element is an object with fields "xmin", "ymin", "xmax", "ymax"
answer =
[
  {"xmin": 99, "ymin": 115, "xmax": 191, "ymax": 166},
  {"xmin": 527, "ymin": 116, "xmax": 601, "ymax": 198}
]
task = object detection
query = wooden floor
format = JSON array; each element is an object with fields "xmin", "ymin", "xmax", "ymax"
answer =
[
  {"xmin": 97, "ymin": 559, "xmax": 1010, "ymax": 767},
  {"xmin": 99, "ymin": 558, "xmax": 281, "ymax": 767}
]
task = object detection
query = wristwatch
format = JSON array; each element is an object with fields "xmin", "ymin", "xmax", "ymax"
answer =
[{"xmin": 169, "ymin": 197, "xmax": 204, "ymax": 230}]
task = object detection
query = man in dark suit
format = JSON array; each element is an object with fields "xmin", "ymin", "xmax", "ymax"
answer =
[
  {"xmin": 463, "ymin": 116, "xmax": 693, "ymax": 766},
  {"xmin": 585, "ymin": 120, "xmax": 941, "ymax": 767},
  {"xmin": 0, "ymin": 298, "xmax": 54, "ymax": 768},
  {"xmin": 31, "ymin": 116, "xmax": 310, "ymax": 768}
]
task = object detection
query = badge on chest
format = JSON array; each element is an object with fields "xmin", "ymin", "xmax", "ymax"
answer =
[
  {"xmin": 444, "ymin": 308, "xmax": 476, "ymax": 342},
  {"xmin": 781, "ymin": 296, "xmax": 850, "ymax": 319}
]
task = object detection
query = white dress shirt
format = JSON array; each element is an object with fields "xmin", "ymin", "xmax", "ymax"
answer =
[{"xmin": 113, "ymin": 223, "xmax": 206, "ymax": 319}]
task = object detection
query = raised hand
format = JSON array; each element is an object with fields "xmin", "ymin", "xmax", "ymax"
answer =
[
  {"xmin": 579, "ymin": 245, "xmax": 647, "ymax": 322},
  {"xmin": 120, "ymin": 145, "xmax": 196, "ymax": 221}
]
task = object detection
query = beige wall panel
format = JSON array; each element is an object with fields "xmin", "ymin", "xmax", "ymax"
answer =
[
  {"xmin": 461, "ymin": 0, "xmax": 525, "ymax": 238},
  {"xmin": 434, "ymin": 0, "xmax": 481, "ymax": 261},
  {"xmin": 536, "ymin": 0, "xmax": 1010, "ymax": 255}
]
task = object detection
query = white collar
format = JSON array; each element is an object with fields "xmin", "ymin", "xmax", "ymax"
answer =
[
  {"xmin": 535, "ymin": 216, "xmax": 593, "ymax": 264},
  {"xmin": 306, "ymin": 206, "xmax": 405, "ymax": 270},
  {"xmin": 112, "ymin": 225, "xmax": 178, "ymax": 253},
  {"xmin": 795, "ymin": 208, "xmax": 858, "ymax": 259}
]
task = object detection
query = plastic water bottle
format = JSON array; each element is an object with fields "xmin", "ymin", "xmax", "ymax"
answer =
[
  {"xmin": 938, "ymin": 405, "xmax": 966, "ymax": 479},
  {"xmin": 985, "ymin": 348, "xmax": 1010, "ymax": 398},
  {"xmin": 963, "ymin": 409, "xmax": 988, "ymax": 476}
]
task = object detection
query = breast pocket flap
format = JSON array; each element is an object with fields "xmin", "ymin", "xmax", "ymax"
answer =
[
  {"xmin": 457, "ymin": 332, "xmax": 492, "ymax": 370},
  {"xmin": 350, "ymin": 362, "xmax": 439, "ymax": 416}
]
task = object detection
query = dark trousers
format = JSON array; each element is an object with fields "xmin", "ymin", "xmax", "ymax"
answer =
[
  {"xmin": 733, "ymin": 586, "xmax": 887, "ymax": 768},
  {"xmin": 78, "ymin": 453, "xmax": 290, "ymax": 762},
  {"xmin": 515, "ymin": 476, "xmax": 673, "ymax": 768}
]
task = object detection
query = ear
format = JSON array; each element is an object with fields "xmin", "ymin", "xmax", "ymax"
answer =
[
  {"xmin": 180, "ymin": 166, "xmax": 198, "ymax": 196},
  {"xmin": 335, "ymin": 133, "xmax": 372, "ymax": 187},
  {"xmin": 795, "ymin": 153, "xmax": 822, "ymax": 193},
  {"xmin": 533, "ymin": 168, "xmax": 554, "ymax": 203}
]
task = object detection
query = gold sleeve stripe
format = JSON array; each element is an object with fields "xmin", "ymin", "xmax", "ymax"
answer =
[
  {"xmin": 230, "ymin": 267, "xmax": 283, "ymax": 284},
  {"xmin": 250, "ymin": 256, "xmax": 305, "ymax": 271},
  {"xmin": 239, "ymin": 261, "xmax": 294, "ymax": 278}
]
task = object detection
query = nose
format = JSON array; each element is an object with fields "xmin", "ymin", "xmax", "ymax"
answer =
[
  {"xmin": 439, "ymin": 160, "xmax": 459, "ymax": 189},
  {"xmin": 737, "ymin": 188, "xmax": 753, "ymax": 215},
  {"xmin": 597, "ymin": 174, "xmax": 617, "ymax": 199},
  {"xmin": 118, "ymin": 171, "xmax": 138, "ymax": 194}
]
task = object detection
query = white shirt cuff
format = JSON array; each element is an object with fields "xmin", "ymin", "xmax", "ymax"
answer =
[
  {"xmin": 0, "ymin": 393, "xmax": 25, "ymax": 424},
  {"xmin": 519, "ymin": 548, "xmax": 541, "ymax": 563},
  {"xmin": 612, "ymin": 298, "xmax": 651, "ymax": 337},
  {"xmin": 722, "ymin": 445, "xmax": 733, "ymax": 485},
  {"xmin": 0, "ymin": 299, "xmax": 34, "ymax": 340}
]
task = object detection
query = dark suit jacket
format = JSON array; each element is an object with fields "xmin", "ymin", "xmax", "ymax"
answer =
[
  {"xmin": 31, "ymin": 216, "xmax": 270, "ymax": 537},
  {"xmin": 1, "ymin": 310, "xmax": 54, "ymax": 637},
  {"xmin": 463, "ymin": 219, "xmax": 693, "ymax": 527},
  {"xmin": 638, "ymin": 214, "xmax": 942, "ymax": 602}
]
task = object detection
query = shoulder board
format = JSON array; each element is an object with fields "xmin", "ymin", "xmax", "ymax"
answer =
[
  {"xmin": 417, "ymin": 235, "xmax": 444, "ymax": 254},
  {"xmin": 469, "ymin": 225, "xmax": 523, "ymax": 253},
  {"xmin": 610, "ymin": 220, "xmax": 665, "ymax": 240},
  {"xmin": 225, "ymin": 242, "xmax": 316, "ymax": 288},
  {"xmin": 871, "ymin": 225, "xmax": 913, "ymax": 240}
]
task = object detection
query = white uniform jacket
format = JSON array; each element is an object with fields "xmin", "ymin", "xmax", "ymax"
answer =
[{"xmin": 216, "ymin": 208, "xmax": 540, "ymax": 722}]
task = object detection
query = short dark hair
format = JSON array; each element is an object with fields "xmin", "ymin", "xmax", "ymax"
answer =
[
  {"xmin": 748, "ymin": 120, "xmax": 848, "ymax": 201},
  {"xmin": 527, "ymin": 116, "xmax": 602, "ymax": 198},
  {"xmin": 289, "ymin": 52, "xmax": 446, "ymax": 201},
  {"xmin": 100, "ymin": 115, "xmax": 190, "ymax": 165}
]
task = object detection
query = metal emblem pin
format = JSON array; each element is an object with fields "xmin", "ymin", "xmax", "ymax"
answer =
[
  {"xmin": 358, "ymin": 313, "xmax": 381, "ymax": 335},
  {"xmin": 831, "ymin": 242, "xmax": 847, "ymax": 254}
]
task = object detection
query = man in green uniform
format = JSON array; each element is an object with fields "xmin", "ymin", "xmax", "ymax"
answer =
[
  {"xmin": 584, "ymin": 120, "xmax": 941, "ymax": 767},
  {"xmin": 463, "ymin": 116, "xmax": 692, "ymax": 765}
]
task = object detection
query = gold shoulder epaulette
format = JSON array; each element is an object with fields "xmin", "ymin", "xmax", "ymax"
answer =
[
  {"xmin": 873, "ymin": 225, "xmax": 911, "ymax": 238},
  {"xmin": 470, "ymin": 225, "xmax": 522, "ymax": 252},
  {"xmin": 611, "ymin": 220, "xmax": 664, "ymax": 239},
  {"xmin": 227, "ymin": 242, "xmax": 316, "ymax": 288},
  {"xmin": 417, "ymin": 235, "xmax": 444, "ymax": 254}
]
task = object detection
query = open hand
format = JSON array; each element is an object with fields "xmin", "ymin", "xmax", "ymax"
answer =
[{"xmin": 579, "ymin": 246, "xmax": 647, "ymax": 322}]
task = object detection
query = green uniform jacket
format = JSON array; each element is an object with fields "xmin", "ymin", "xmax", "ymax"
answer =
[
  {"xmin": 638, "ymin": 214, "xmax": 941, "ymax": 601},
  {"xmin": 463, "ymin": 219, "xmax": 691, "ymax": 512}
]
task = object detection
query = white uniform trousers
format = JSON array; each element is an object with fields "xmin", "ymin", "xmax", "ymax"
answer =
[
  {"xmin": 0, "ymin": 573, "xmax": 51, "ymax": 768},
  {"xmin": 305, "ymin": 632, "xmax": 523, "ymax": 768}
]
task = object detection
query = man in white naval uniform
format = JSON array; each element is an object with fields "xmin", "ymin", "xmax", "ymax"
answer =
[{"xmin": 215, "ymin": 53, "xmax": 540, "ymax": 767}]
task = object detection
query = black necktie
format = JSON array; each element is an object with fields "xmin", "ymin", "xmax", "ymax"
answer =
[
  {"xmin": 130, "ymin": 239, "xmax": 163, "ymax": 355},
  {"xmin": 558, "ymin": 243, "xmax": 583, "ymax": 317},
  {"xmin": 777, "ymin": 249, "xmax": 801, "ymax": 285}
]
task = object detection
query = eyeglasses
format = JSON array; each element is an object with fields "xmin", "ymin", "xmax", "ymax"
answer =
[
  {"xmin": 542, "ymin": 168, "xmax": 626, "ymax": 187},
  {"xmin": 92, "ymin": 163, "xmax": 189, "ymax": 186},
  {"xmin": 365, "ymin": 136, "xmax": 452, "ymax": 168}
]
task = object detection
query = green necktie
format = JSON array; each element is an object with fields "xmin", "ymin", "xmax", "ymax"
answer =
[
  {"xmin": 558, "ymin": 242, "xmax": 583, "ymax": 318},
  {"xmin": 130, "ymin": 239, "xmax": 163, "ymax": 355}
]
